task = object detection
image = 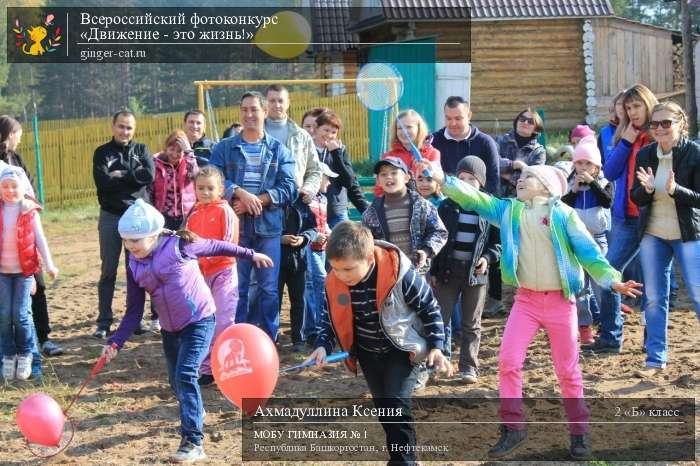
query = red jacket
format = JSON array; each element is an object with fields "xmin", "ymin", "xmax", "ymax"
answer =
[
  {"xmin": 152, "ymin": 152, "xmax": 198, "ymax": 219},
  {"xmin": 374, "ymin": 142, "xmax": 441, "ymax": 195},
  {"xmin": 0, "ymin": 200, "xmax": 42, "ymax": 277},
  {"xmin": 186, "ymin": 200, "xmax": 239, "ymax": 276}
]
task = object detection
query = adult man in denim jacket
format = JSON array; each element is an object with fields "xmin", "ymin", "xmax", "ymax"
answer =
[{"xmin": 209, "ymin": 91, "xmax": 297, "ymax": 340}]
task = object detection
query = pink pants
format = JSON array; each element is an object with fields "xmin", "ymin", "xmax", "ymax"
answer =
[
  {"xmin": 498, "ymin": 288, "xmax": 589, "ymax": 434},
  {"xmin": 199, "ymin": 266, "xmax": 239, "ymax": 376}
]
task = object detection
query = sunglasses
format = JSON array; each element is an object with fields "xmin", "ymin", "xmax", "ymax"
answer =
[
  {"xmin": 649, "ymin": 119, "xmax": 677, "ymax": 130},
  {"xmin": 518, "ymin": 116, "xmax": 535, "ymax": 125}
]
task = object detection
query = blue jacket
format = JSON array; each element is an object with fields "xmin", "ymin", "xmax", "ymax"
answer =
[
  {"xmin": 209, "ymin": 132, "xmax": 297, "ymax": 237},
  {"xmin": 597, "ymin": 124, "xmax": 617, "ymax": 164}
]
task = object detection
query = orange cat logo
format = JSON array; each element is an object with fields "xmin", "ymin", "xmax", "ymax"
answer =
[{"xmin": 14, "ymin": 14, "xmax": 62, "ymax": 56}]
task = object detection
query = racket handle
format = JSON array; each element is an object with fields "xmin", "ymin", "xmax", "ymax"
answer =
[{"xmin": 325, "ymin": 351, "xmax": 350, "ymax": 364}]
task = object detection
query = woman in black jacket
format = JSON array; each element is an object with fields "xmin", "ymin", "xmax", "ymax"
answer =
[
  {"xmin": 312, "ymin": 111, "xmax": 369, "ymax": 227},
  {"xmin": 632, "ymin": 102, "xmax": 700, "ymax": 377}
]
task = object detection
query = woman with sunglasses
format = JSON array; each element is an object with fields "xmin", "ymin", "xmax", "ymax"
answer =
[
  {"xmin": 496, "ymin": 108, "xmax": 547, "ymax": 198},
  {"xmin": 584, "ymin": 84, "xmax": 658, "ymax": 354},
  {"xmin": 631, "ymin": 102, "xmax": 700, "ymax": 377}
]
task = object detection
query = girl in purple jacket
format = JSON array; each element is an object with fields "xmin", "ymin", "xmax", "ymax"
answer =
[{"xmin": 102, "ymin": 199, "xmax": 272, "ymax": 463}]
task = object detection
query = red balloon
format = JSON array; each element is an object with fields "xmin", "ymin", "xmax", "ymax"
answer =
[
  {"xmin": 211, "ymin": 324, "xmax": 279, "ymax": 415},
  {"xmin": 16, "ymin": 393, "xmax": 65, "ymax": 446}
]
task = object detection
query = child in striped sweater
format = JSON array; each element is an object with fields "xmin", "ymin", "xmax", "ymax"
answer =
[
  {"xmin": 308, "ymin": 221, "xmax": 451, "ymax": 465},
  {"xmin": 437, "ymin": 164, "xmax": 642, "ymax": 460}
]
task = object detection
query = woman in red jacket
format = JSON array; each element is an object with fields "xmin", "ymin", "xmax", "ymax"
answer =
[{"xmin": 375, "ymin": 109, "xmax": 441, "ymax": 196}]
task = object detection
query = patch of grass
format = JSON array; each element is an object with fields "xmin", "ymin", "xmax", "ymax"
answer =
[{"xmin": 41, "ymin": 202, "xmax": 99, "ymax": 224}]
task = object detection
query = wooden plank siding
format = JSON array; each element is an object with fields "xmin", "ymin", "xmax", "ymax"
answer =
[
  {"xmin": 592, "ymin": 17, "xmax": 674, "ymax": 120},
  {"xmin": 469, "ymin": 19, "xmax": 586, "ymax": 130},
  {"xmin": 19, "ymin": 93, "xmax": 369, "ymax": 208}
]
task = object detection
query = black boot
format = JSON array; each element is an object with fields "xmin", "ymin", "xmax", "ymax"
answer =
[
  {"xmin": 569, "ymin": 433, "xmax": 591, "ymax": 460},
  {"xmin": 488, "ymin": 425, "xmax": 527, "ymax": 458}
]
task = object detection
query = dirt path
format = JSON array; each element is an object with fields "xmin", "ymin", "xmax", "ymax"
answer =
[{"xmin": 0, "ymin": 208, "xmax": 697, "ymax": 465}]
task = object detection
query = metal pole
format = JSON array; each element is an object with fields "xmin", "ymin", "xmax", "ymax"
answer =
[
  {"xmin": 197, "ymin": 84, "xmax": 205, "ymax": 112},
  {"xmin": 193, "ymin": 77, "xmax": 398, "ymax": 87},
  {"xmin": 32, "ymin": 101, "xmax": 45, "ymax": 206}
]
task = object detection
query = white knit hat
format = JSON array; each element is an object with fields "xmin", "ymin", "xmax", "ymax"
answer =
[
  {"xmin": 522, "ymin": 165, "xmax": 568, "ymax": 198},
  {"xmin": 118, "ymin": 199, "xmax": 165, "ymax": 239}
]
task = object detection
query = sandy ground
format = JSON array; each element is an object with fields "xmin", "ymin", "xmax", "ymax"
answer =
[{"xmin": 0, "ymin": 208, "xmax": 698, "ymax": 465}]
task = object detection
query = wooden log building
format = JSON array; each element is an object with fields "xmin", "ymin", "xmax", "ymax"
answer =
[{"xmin": 312, "ymin": 0, "xmax": 680, "ymax": 140}]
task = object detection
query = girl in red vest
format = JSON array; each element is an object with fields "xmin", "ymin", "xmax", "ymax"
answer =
[
  {"xmin": 0, "ymin": 166, "xmax": 58, "ymax": 380},
  {"xmin": 185, "ymin": 166, "xmax": 240, "ymax": 387}
]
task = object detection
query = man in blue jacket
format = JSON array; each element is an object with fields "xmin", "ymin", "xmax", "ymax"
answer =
[{"xmin": 209, "ymin": 91, "xmax": 297, "ymax": 340}]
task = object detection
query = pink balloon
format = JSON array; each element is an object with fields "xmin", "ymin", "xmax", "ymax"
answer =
[
  {"xmin": 16, "ymin": 393, "xmax": 65, "ymax": 446},
  {"xmin": 211, "ymin": 324, "xmax": 279, "ymax": 415}
]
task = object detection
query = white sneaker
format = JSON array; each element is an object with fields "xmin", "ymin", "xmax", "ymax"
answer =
[
  {"xmin": 16, "ymin": 354, "xmax": 33, "ymax": 380},
  {"xmin": 2, "ymin": 355, "xmax": 16, "ymax": 380},
  {"xmin": 148, "ymin": 319, "xmax": 161, "ymax": 333},
  {"xmin": 170, "ymin": 441, "xmax": 206, "ymax": 463}
]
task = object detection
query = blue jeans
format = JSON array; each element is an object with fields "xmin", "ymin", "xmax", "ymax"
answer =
[
  {"xmin": 639, "ymin": 235, "xmax": 700, "ymax": 368},
  {"xmin": 236, "ymin": 228, "xmax": 282, "ymax": 340},
  {"xmin": 327, "ymin": 210, "xmax": 348, "ymax": 229},
  {"xmin": 451, "ymin": 301, "xmax": 462, "ymax": 338},
  {"xmin": 576, "ymin": 233, "xmax": 608, "ymax": 326},
  {"xmin": 303, "ymin": 246, "xmax": 326, "ymax": 342},
  {"xmin": 161, "ymin": 314, "xmax": 215, "ymax": 446},
  {"xmin": 0, "ymin": 273, "xmax": 34, "ymax": 356},
  {"xmin": 598, "ymin": 217, "xmax": 641, "ymax": 347},
  {"xmin": 357, "ymin": 347, "xmax": 419, "ymax": 465}
]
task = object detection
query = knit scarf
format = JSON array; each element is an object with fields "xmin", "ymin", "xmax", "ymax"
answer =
[{"xmin": 625, "ymin": 131, "xmax": 650, "ymax": 217}]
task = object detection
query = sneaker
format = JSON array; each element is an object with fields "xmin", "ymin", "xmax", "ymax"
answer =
[
  {"xmin": 16, "ymin": 354, "xmax": 33, "ymax": 380},
  {"xmin": 198, "ymin": 374, "xmax": 215, "ymax": 387},
  {"xmin": 634, "ymin": 366, "xmax": 663, "ymax": 378},
  {"xmin": 488, "ymin": 425, "xmax": 528, "ymax": 458},
  {"xmin": 148, "ymin": 319, "xmax": 161, "ymax": 333},
  {"xmin": 41, "ymin": 340, "xmax": 64, "ymax": 357},
  {"xmin": 459, "ymin": 367, "xmax": 478, "ymax": 384},
  {"xmin": 482, "ymin": 296, "xmax": 506, "ymax": 317},
  {"xmin": 581, "ymin": 339, "xmax": 621, "ymax": 354},
  {"xmin": 170, "ymin": 441, "xmax": 206, "ymax": 463},
  {"xmin": 570, "ymin": 433, "xmax": 591, "ymax": 460},
  {"xmin": 2, "ymin": 355, "xmax": 16, "ymax": 380},
  {"xmin": 414, "ymin": 367, "xmax": 430, "ymax": 391},
  {"xmin": 291, "ymin": 343, "xmax": 306, "ymax": 353},
  {"xmin": 92, "ymin": 328, "xmax": 108, "ymax": 339},
  {"xmin": 579, "ymin": 326, "xmax": 595, "ymax": 345}
]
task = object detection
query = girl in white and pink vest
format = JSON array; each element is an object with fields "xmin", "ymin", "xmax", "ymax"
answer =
[{"xmin": 0, "ymin": 166, "xmax": 58, "ymax": 380}]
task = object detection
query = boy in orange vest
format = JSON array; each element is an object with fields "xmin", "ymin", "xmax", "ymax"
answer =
[{"xmin": 307, "ymin": 221, "xmax": 452, "ymax": 465}]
